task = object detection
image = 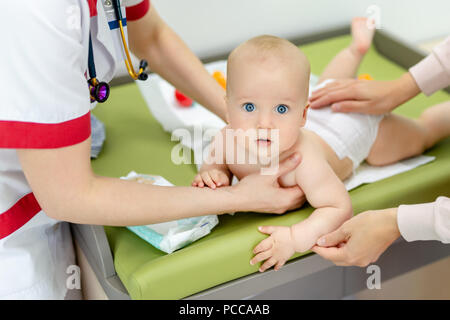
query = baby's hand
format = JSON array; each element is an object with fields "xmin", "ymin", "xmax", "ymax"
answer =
[
  {"xmin": 250, "ymin": 226, "xmax": 297, "ymax": 272},
  {"xmin": 192, "ymin": 169, "xmax": 230, "ymax": 189}
]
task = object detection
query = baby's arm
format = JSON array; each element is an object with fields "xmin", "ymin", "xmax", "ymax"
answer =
[
  {"xmin": 290, "ymin": 146, "xmax": 353, "ymax": 251},
  {"xmin": 251, "ymin": 142, "xmax": 352, "ymax": 272},
  {"xmin": 192, "ymin": 127, "xmax": 232, "ymax": 189}
]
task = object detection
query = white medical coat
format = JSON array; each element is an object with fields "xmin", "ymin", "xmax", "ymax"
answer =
[{"xmin": 0, "ymin": 0, "xmax": 149, "ymax": 299}]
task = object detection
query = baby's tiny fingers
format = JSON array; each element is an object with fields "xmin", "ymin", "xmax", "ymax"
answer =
[
  {"xmin": 253, "ymin": 238, "xmax": 273, "ymax": 254},
  {"xmin": 250, "ymin": 250, "xmax": 272, "ymax": 266},
  {"xmin": 218, "ymin": 172, "xmax": 230, "ymax": 186},
  {"xmin": 194, "ymin": 175, "xmax": 205, "ymax": 188},
  {"xmin": 192, "ymin": 175, "xmax": 201, "ymax": 187},
  {"xmin": 210, "ymin": 170, "xmax": 222, "ymax": 186},
  {"xmin": 258, "ymin": 225, "xmax": 276, "ymax": 235},
  {"xmin": 259, "ymin": 257, "xmax": 277, "ymax": 272},
  {"xmin": 201, "ymin": 172, "xmax": 216, "ymax": 189},
  {"xmin": 274, "ymin": 260, "xmax": 286, "ymax": 271}
]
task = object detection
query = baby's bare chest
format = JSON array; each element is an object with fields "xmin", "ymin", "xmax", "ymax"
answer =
[{"xmin": 227, "ymin": 161, "xmax": 298, "ymax": 187}]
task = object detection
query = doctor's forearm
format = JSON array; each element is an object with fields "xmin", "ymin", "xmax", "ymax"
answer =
[
  {"xmin": 19, "ymin": 139, "xmax": 305, "ymax": 225},
  {"xmin": 391, "ymin": 72, "xmax": 421, "ymax": 108},
  {"xmin": 134, "ymin": 22, "xmax": 227, "ymax": 120},
  {"xmin": 24, "ymin": 166, "xmax": 244, "ymax": 226},
  {"xmin": 18, "ymin": 139, "xmax": 242, "ymax": 226},
  {"xmin": 61, "ymin": 175, "xmax": 241, "ymax": 226}
]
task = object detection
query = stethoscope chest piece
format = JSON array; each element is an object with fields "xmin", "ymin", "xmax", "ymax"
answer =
[{"xmin": 88, "ymin": 79, "xmax": 110, "ymax": 103}]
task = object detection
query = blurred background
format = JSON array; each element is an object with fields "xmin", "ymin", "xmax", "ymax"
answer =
[
  {"xmin": 116, "ymin": 0, "xmax": 450, "ymax": 79},
  {"xmin": 151, "ymin": 0, "xmax": 449, "ymax": 58}
]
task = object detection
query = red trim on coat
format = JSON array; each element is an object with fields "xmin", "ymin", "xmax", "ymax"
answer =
[
  {"xmin": 87, "ymin": 0, "xmax": 98, "ymax": 17},
  {"xmin": 126, "ymin": 0, "xmax": 150, "ymax": 21},
  {"xmin": 0, "ymin": 112, "xmax": 91, "ymax": 149},
  {"xmin": 0, "ymin": 193, "xmax": 41, "ymax": 240}
]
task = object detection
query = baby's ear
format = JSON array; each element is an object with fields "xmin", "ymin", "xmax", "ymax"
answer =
[{"xmin": 300, "ymin": 103, "xmax": 310, "ymax": 127}]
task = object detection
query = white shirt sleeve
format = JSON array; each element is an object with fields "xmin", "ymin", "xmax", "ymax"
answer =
[
  {"xmin": 397, "ymin": 197, "xmax": 450, "ymax": 243},
  {"xmin": 409, "ymin": 37, "xmax": 450, "ymax": 96},
  {"xmin": 0, "ymin": 0, "xmax": 91, "ymax": 148}
]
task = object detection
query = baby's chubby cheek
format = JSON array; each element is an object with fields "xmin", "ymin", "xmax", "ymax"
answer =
[
  {"xmin": 278, "ymin": 127, "xmax": 300, "ymax": 152},
  {"xmin": 222, "ymin": 122, "xmax": 255, "ymax": 150}
]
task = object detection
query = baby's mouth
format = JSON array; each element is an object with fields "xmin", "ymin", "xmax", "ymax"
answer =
[{"xmin": 256, "ymin": 138, "xmax": 272, "ymax": 146}]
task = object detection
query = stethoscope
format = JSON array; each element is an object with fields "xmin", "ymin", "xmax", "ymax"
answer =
[{"xmin": 88, "ymin": 0, "xmax": 148, "ymax": 103}]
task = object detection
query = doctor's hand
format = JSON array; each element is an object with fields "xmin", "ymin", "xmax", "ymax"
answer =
[
  {"xmin": 311, "ymin": 208, "xmax": 401, "ymax": 267},
  {"xmin": 232, "ymin": 153, "xmax": 306, "ymax": 214},
  {"xmin": 309, "ymin": 72, "xmax": 420, "ymax": 115}
]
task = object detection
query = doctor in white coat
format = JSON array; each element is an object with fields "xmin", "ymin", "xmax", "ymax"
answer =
[{"xmin": 0, "ymin": 0, "xmax": 304, "ymax": 299}]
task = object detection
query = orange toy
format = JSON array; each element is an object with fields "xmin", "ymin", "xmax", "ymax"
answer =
[
  {"xmin": 358, "ymin": 73, "xmax": 373, "ymax": 80},
  {"xmin": 212, "ymin": 71, "xmax": 227, "ymax": 90}
]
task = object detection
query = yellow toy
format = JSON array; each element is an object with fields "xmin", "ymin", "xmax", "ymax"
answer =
[
  {"xmin": 212, "ymin": 71, "xmax": 227, "ymax": 90},
  {"xmin": 358, "ymin": 73, "xmax": 373, "ymax": 80}
]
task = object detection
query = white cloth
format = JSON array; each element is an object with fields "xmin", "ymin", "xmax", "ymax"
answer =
[
  {"xmin": 0, "ymin": 0, "xmax": 146, "ymax": 299},
  {"xmin": 409, "ymin": 36, "xmax": 450, "ymax": 96}
]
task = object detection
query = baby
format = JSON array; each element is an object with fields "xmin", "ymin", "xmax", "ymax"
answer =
[{"xmin": 192, "ymin": 18, "xmax": 450, "ymax": 272}]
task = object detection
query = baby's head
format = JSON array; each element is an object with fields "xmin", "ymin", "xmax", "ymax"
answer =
[{"xmin": 225, "ymin": 35, "xmax": 310, "ymax": 156}]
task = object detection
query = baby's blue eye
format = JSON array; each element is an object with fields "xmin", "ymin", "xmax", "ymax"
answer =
[
  {"xmin": 243, "ymin": 103, "xmax": 255, "ymax": 112},
  {"xmin": 276, "ymin": 104, "xmax": 288, "ymax": 114}
]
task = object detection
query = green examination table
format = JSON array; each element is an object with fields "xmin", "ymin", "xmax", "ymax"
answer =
[{"xmin": 72, "ymin": 30, "xmax": 450, "ymax": 300}]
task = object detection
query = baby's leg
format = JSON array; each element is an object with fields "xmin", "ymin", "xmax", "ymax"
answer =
[
  {"xmin": 318, "ymin": 17, "xmax": 375, "ymax": 83},
  {"xmin": 367, "ymin": 101, "xmax": 450, "ymax": 166}
]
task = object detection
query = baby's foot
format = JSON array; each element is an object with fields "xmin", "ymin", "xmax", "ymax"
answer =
[{"xmin": 350, "ymin": 17, "xmax": 375, "ymax": 56}]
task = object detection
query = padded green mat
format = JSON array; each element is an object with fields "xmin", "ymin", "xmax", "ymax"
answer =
[{"xmin": 91, "ymin": 35, "xmax": 450, "ymax": 299}]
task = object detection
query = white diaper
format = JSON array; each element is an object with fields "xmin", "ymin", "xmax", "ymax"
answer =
[
  {"xmin": 304, "ymin": 79, "xmax": 384, "ymax": 169},
  {"xmin": 121, "ymin": 172, "xmax": 219, "ymax": 253}
]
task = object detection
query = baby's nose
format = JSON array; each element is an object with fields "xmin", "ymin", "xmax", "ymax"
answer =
[{"xmin": 257, "ymin": 114, "xmax": 275, "ymax": 129}]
